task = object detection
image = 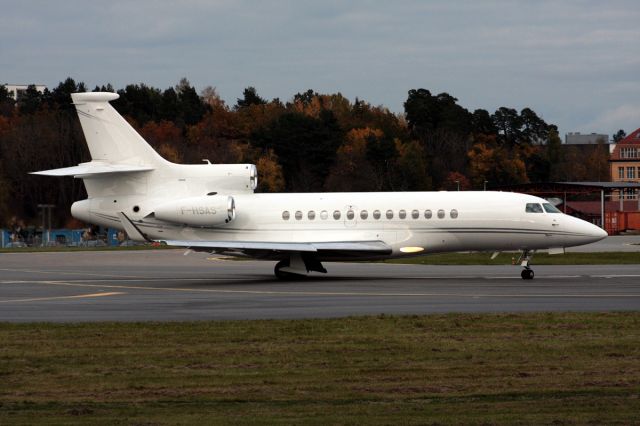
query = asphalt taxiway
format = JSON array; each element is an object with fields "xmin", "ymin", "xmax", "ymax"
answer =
[{"xmin": 0, "ymin": 249, "xmax": 639, "ymax": 321}]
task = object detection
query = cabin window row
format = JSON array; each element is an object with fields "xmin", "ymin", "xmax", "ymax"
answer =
[{"xmin": 282, "ymin": 209, "xmax": 459, "ymax": 221}]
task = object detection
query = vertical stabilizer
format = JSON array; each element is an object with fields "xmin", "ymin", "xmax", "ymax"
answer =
[{"xmin": 71, "ymin": 92, "xmax": 167, "ymax": 167}]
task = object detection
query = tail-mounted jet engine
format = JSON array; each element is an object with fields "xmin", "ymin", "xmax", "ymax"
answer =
[{"xmin": 154, "ymin": 195, "xmax": 236, "ymax": 227}]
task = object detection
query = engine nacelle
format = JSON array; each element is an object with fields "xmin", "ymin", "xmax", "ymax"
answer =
[{"xmin": 154, "ymin": 195, "xmax": 236, "ymax": 227}]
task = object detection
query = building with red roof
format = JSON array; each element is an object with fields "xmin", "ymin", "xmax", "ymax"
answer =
[{"xmin": 610, "ymin": 128, "xmax": 640, "ymax": 200}]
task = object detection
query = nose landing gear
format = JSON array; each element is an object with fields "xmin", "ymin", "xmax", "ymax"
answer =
[{"xmin": 518, "ymin": 250, "xmax": 535, "ymax": 280}]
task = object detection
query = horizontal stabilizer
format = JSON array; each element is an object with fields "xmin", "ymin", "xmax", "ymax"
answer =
[
  {"xmin": 31, "ymin": 161, "xmax": 154, "ymax": 177},
  {"xmin": 161, "ymin": 240, "xmax": 392, "ymax": 254}
]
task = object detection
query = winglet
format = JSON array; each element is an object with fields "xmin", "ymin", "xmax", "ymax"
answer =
[{"xmin": 117, "ymin": 212, "xmax": 149, "ymax": 242}]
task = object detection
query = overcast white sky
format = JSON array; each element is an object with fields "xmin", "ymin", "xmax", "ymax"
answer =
[{"xmin": 2, "ymin": 1, "xmax": 639, "ymax": 137}]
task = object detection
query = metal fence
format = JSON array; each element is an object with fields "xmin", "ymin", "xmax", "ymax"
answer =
[{"xmin": 0, "ymin": 228, "xmax": 127, "ymax": 248}]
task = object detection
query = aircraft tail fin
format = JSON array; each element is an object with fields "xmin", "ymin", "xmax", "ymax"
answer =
[{"xmin": 71, "ymin": 92, "xmax": 167, "ymax": 167}]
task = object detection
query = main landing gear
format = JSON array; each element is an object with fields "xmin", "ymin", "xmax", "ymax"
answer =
[
  {"xmin": 518, "ymin": 250, "xmax": 535, "ymax": 280},
  {"xmin": 274, "ymin": 252, "xmax": 327, "ymax": 280}
]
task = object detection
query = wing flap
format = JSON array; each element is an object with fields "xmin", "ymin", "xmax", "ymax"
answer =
[
  {"xmin": 161, "ymin": 240, "xmax": 318, "ymax": 252},
  {"xmin": 161, "ymin": 239, "xmax": 391, "ymax": 254}
]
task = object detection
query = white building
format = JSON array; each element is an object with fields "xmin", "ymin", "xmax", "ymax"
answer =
[
  {"xmin": 3, "ymin": 84, "xmax": 47, "ymax": 101},
  {"xmin": 565, "ymin": 132, "xmax": 609, "ymax": 145}
]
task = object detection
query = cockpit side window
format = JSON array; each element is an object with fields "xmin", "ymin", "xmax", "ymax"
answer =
[
  {"xmin": 543, "ymin": 203, "xmax": 561, "ymax": 213},
  {"xmin": 525, "ymin": 203, "xmax": 544, "ymax": 213}
]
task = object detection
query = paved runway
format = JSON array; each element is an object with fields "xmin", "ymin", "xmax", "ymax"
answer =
[
  {"xmin": 566, "ymin": 235, "xmax": 640, "ymax": 252},
  {"xmin": 0, "ymin": 250, "xmax": 639, "ymax": 321}
]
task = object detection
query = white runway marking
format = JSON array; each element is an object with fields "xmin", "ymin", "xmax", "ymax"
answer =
[
  {"xmin": 593, "ymin": 274, "xmax": 640, "ymax": 278},
  {"xmin": 0, "ymin": 292, "xmax": 125, "ymax": 304},
  {"xmin": 0, "ymin": 267, "xmax": 145, "ymax": 279}
]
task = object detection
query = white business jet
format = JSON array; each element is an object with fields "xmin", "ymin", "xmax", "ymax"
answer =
[{"xmin": 33, "ymin": 92, "xmax": 607, "ymax": 279}]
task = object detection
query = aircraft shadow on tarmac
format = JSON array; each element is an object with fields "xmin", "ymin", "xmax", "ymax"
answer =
[{"xmin": 163, "ymin": 274, "xmax": 531, "ymax": 287}]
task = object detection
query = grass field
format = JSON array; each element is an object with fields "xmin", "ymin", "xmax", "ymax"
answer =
[{"xmin": 1, "ymin": 313, "xmax": 639, "ymax": 424}]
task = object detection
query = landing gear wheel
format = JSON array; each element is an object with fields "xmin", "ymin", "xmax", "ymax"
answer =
[{"xmin": 521, "ymin": 269, "xmax": 534, "ymax": 280}]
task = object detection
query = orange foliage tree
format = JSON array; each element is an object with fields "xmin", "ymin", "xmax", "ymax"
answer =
[
  {"xmin": 139, "ymin": 120, "xmax": 184, "ymax": 163},
  {"xmin": 324, "ymin": 128, "xmax": 380, "ymax": 191},
  {"xmin": 468, "ymin": 134, "xmax": 528, "ymax": 187},
  {"xmin": 256, "ymin": 149, "xmax": 285, "ymax": 192}
]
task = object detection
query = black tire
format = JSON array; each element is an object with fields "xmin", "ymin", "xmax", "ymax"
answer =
[{"xmin": 521, "ymin": 269, "xmax": 534, "ymax": 280}]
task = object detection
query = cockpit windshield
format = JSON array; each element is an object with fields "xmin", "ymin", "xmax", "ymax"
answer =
[
  {"xmin": 543, "ymin": 203, "xmax": 561, "ymax": 213},
  {"xmin": 525, "ymin": 203, "xmax": 543, "ymax": 213}
]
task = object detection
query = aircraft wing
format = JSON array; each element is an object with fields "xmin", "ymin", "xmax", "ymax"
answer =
[
  {"xmin": 31, "ymin": 162, "xmax": 153, "ymax": 177},
  {"xmin": 117, "ymin": 212, "xmax": 392, "ymax": 258},
  {"xmin": 161, "ymin": 239, "xmax": 392, "ymax": 256}
]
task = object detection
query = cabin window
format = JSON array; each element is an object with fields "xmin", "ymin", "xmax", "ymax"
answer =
[
  {"xmin": 437, "ymin": 209, "xmax": 445, "ymax": 219},
  {"xmin": 360, "ymin": 210, "xmax": 368, "ymax": 219},
  {"xmin": 308, "ymin": 210, "xmax": 316, "ymax": 220},
  {"xmin": 282, "ymin": 211, "xmax": 290, "ymax": 220},
  {"xmin": 411, "ymin": 209, "xmax": 419, "ymax": 219},
  {"xmin": 320, "ymin": 210, "xmax": 328, "ymax": 220},
  {"xmin": 373, "ymin": 210, "xmax": 381, "ymax": 219},
  {"xmin": 295, "ymin": 210, "xmax": 303, "ymax": 220},
  {"xmin": 543, "ymin": 203, "xmax": 561, "ymax": 213},
  {"xmin": 333, "ymin": 210, "xmax": 341, "ymax": 220},
  {"xmin": 399, "ymin": 209, "xmax": 406, "ymax": 219},
  {"xmin": 525, "ymin": 203, "xmax": 544, "ymax": 213},
  {"xmin": 347, "ymin": 209, "xmax": 355, "ymax": 220},
  {"xmin": 450, "ymin": 209, "xmax": 458, "ymax": 218},
  {"xmin": 424, "ymin": 209, "xmax": 432, "ymax": 219},
  {"xmin": 385, "ymin": 210, "xmax": 393, "ymax": 219}
]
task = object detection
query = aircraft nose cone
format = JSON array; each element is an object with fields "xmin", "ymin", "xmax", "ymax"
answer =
[
  {"xmin": 592, "ymin": 225, "xmax": 608, "ymax": 240},
  {"xmin": 583, "ymin": 221, "xmax": 608, "ymax": 243},
  {"xmin": 563, "ymin": 216, "xmax": 608, "ymax": 247}
]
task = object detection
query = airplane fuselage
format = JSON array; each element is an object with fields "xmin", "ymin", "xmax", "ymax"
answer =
[{"xmin": 71, "ymin": 190, "xmax": 605, "ymax": 260}]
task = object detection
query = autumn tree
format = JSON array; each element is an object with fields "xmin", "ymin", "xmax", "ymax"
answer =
[
  {"xmin": 47, "ymin": 77, "xmax": 88, "ymax": 110},
  {"xmin": 584, "ymin": 138, "xmax": 610, "ymax": 181},
  {"xmin": 114, "ymin": 83, "xmax": 163, "ymax": 124},
  {"xmin": 468, "ymin": 134, "xmax": 528, "ymax": 187},
  {"xmin": 492, "ymin": 107, "xmax": 521, "ymax": 146},
  {"xmin": 256, "ymin": 149, "xmax": 285, "ymax": 192},
  {"xmin": 471, "ymin": 109, "xmax": 496, "ymax": 136},
  {"xmin": 251, "ymin": 110, "xmax": 343, "ymax": 192},
  {"xmin": 442, "ymin": 171, "xmax": 471, "ymax": 191},
  {"xmin": 394, "ymin": 140, "xmax": 431, "ymax": 191},
  {"xmin": 201, "ymin": 86, "xmax": 225, "ymax": 108},
  {"xmin": 324, "ymin": 128, "xmax": 380, "ymax": 192},
  {"xmin": 184, "ymin": 96, "xmax": 253, "ymax": 165},
  {"xmin": 175, "ymin": 78, "xmax": 208, "ymax": 125},
  {"xmin": 236, "ymin": 87, "xmax": 267, "ymax": 109},
  {"xmin": 404, "ymin": 89, "xmax": 473, "ymax": 187},
  {"xmin": 364, "ymin": 132, "xmax": 399, "ymax": 191},
  {"xmin": 139, "ymin": 120, "xmax": 184, "ymax": 163},
  {"xmin": 1, "ymin": 108, "xmax": 88, "ymax": 225},
  {"xmin": 613, "ymin": 129, "xmax": 626, "ymax": 143},
  {"xmin": 0, "ymin": 84, "xmax": 15, "ymax": 116},
  {"xmin": 17, "ymin": 85, "xmax": 43, "ymax": 115}
]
